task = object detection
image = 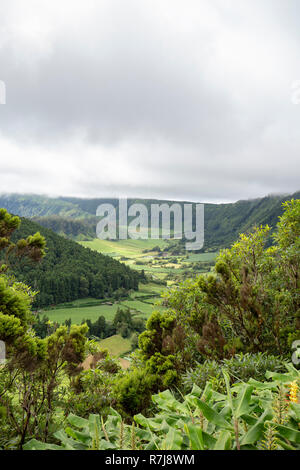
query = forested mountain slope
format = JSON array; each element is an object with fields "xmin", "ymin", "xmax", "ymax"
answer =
[
  {"xmin": 62, "ymin": 192, "xmax": 300, "ymax": 249},
  {"xmin": 9, "ymin": 217, "xmax": 142, "ymax": 307},
  {"xmin": 203, "ymin": 191, "xmax": 300, "ymax": 249},
  {"xmin": 0, "ymin": 194, "xmax": 89, "ymax": 218},
  {"xmin": 1, "ymin": 191, "xmax": 299, "ymax": 250}
]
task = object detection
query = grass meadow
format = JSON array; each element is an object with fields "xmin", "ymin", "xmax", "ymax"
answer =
[{"xmin": 40, "ymin": 283, "xmax": 165, "ymax": 324}]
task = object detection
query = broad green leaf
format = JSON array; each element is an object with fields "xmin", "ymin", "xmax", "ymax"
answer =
[
  {"xmin": 134, "ymin": 413, "xmax": 150, "ymax": 428},
  {"xmin": 135, "ymin": 428, "xmax": 153, "ymax": 441},
  {"xmin": 190, "ymin": 397, "xmax": 232, "ymax": 430},
  {"xmin": 200, "ymin": 381, "xmax": 213, "ymax": 402},
  {"xmin": 270, "ymin": 422, "xmax": 300, "ymax": 444},
  {"xmin": 222, "ymin": 369, "xmax": 233, "ymax": 412},
  {"xmin": 190, "ymin": 383, "xmax": 202, "ymax": 397},
  {"xmin": 265, "ymin": 370, "xmax": 298, "ymax": 383},
  {"xmin": 88, "ymin": 414, "xmax": 101, "ymax": 437},
  {"xmin": 163, "ymin": 426, "xmax": 183, "ymax": 450},
  {"xmin": 240, "ymin": 408, "xmax": 273, "ymax": 445},
  {"xmin": 184, "ymin": 423, "xmax": 204, "ymax": 450},
  {"xmin": 276, "ymin": 439, "xmax": 298, "ymax": 451},
  {"xmin": 202, "ymin": 430, "xmax": 217, "ymax": 449},
  {"xmin": 247, "ymin": 378, "xmax": 278, "ymax": 390},
  {"xmin": 289, "ymin": 403, "xmax": 300, "ymax": 422},
  {"xmin": 65, "ymin": 426, "xmax": 91, "ymax": 445},
  {"xmin": 152, "ymin": 390, "xmax": 181, "ymax": 412},
  {"xmin": 241, "ymin": 414, "xmax": 258, "ymax": 426},
  {"xmin": 134, "ymin": 414, "xmax": 161, "ymax": 431},
  {"xmin": 23, "ymin": 439, "xmax": 62, "ymax": 450},
  {"xmin": 88, "ymin": 414, "xmax": 101, "ymax": 427},
  {"xmin": 159, "ymin": 419, "xmax": 171, "ymax": 433},
  {"xmin": 53, "ymin": 429, "xmax": 86, "ymax": 450},
  {"xmin": 99, "ymin": 440, "xmax": 117, "ymax": 450},
  {"xmin": 211, "ymin": 390, "xmax": 227, "ymax": 402},
  {"xmin": 214, "ymin": 430, "xmax": 232, "ymax": 450},
  {"xmin": 234, "ymin": 385, "xmax": 254, "ymax": 417},
  {"xmin": 106, "ymin": 415, "xmax": 122, "ymax": 428},
  {"xmin": 219, "ymin": 404, "xmax": 232, "ymax": 420},
  {"xmin": 107, "ymin": 407, "xmax": 122, "ymax": 418},
  {"xmin": 144, "ymin": 438, "xmax": 160, "ymax": 451},
  {"xmin": 67, "ymin": 413, "xmax": 88, "ymax": 428}
]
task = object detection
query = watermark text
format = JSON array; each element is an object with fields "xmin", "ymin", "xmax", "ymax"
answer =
[
  {"xmin": 0, "ymin": 340, "xmax": 6, "ymax": 364},
  {"xmin": 96, "ymin": 199, "xmax": 204, "ymax": 251},
  {"xmin": 291, "ymin": 80, "xmax": 300, "ymax": 105},
  {"xmin": 0, "ymin": 80, "xmax": 6, "ymax": 104}
]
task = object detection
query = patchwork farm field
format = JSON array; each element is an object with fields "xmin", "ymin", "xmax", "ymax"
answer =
[
  {"xmin": 41, "ymin": 238, "xmax": 217, "ymax": 338},
  {"xmin": 41, "ymin": 302, "xmax": 121, "ymax": 323},
  {"xmin": 187, "ymin": 252, "xmax": 217, "ymax": 262},
  {"xmin": 79, "ymin": 238, "xmax": 218, "ymax": 284},
  {"xmin": 98, "ymin": 334, "xmax": 132, "ymax": 357},
  {"xmin": 37, "ymin": 243, "xmax": 218, "ymax": 372},
  {"xmin": 121, "ymin": 299, "xmax": 161, "ymax": 317},
  {"xmin": 40, "ymin": 283, "xmax": 166, "ymax": 324},
  {"xmin": 80, "ymin": 237, "xmax": 168, "ymax": 258}
]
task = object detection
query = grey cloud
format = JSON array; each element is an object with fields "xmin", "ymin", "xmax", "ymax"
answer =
[{"xmin": 0, "ymin": 0, "xmax": 299, "ymax": 202}]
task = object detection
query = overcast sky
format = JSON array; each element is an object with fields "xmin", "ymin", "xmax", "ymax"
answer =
[{"xmin": 0, "ymin": 0, "xmax": 299, "ymax": 203}]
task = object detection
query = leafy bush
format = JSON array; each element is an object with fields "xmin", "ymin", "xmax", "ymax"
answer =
[
  {"xmin": 223, "ymin": 352, "xmax": 286, "ymax": 383},
  {"xmin": 148, "ymin": 200, "xmax": 300, "ymax": 367},
  {"xmin": 183, "ymin": 360, "xmax": 224, "ymax": 394},
  {"xmin": 183, "ymin": 353, "xmax": 286, "ymax": 394},
  {"xmin": 67, "ymin": 368, "xmax": 116, "ymax": 418},
  {"xmin": 66, "ymin": 351, "xmax": 121, "ymax": 418},
  {"xmin": 24, "ymin": 364, "xmax": 300, "ymax": 450},
  {"xmin": 113, "ymin": 369, "xmax": 158, "ymax": 418}
]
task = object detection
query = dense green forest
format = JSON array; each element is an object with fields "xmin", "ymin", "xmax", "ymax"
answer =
[
  {"xmin": 0, "ymin": 194, "xmax": 89, "ymax": 218},
  {"xmin": 7, "ymin": 217, "xmax": 143, "ymax": 307},
  {"xmin": 32, "ymin": 215, "xmax": 98, "ymax": 240},
  {"xmin": 0, "ymin": 191, "xmax": 299, "ymax": 249},
  {"xmin": 0, "ymin": 199, "xmax": 299, "ymax": 450}
]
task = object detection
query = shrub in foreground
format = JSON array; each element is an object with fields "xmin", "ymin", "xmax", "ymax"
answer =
[
  {"xmin": 25, "ymin": 364, "xmax": 300, "ymax": 450},
  {"xmin": 183, "ymin": 353, "xmax": 286, "ymax": 394}
]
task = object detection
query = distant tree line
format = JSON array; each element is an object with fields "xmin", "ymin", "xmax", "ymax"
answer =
[
  {"xmin": 33, "ymin": 307, "xmax": 146, "ymax": 341},
  {"xmin": 32, "ymin": 215, "xmax": 97, "ymax": 240}
]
